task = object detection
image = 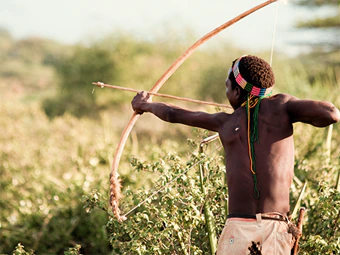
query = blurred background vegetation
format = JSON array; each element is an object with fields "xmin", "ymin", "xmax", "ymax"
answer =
[{"xmin": 1, "ymin": 0, "xmax": 339, "ymax": 254}]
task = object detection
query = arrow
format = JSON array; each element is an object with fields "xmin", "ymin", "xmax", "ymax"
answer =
[{"xmin": 92, "ymin": 82, "xmax": 231, "ymax": 108}]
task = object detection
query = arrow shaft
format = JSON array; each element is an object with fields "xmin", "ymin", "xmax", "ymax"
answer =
[{"xmin": 93, "ymin": 82, "xmax": 231, "ymax": 108}]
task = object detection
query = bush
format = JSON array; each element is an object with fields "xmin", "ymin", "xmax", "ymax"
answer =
[{"xmin": 84, "ymin": 142, "xmax": 227, "ymax": 254}]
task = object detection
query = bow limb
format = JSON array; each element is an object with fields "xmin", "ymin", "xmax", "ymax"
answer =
[
  {"xmin": 110, "ymin": 0, "xmax": 278, "ymax": 221},
  {"xmin": 109, "ymin": 112, "xmax": 139, "ymax": 221}
]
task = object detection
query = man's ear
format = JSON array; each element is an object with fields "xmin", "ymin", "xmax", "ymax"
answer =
[{"xmin": 235, "ymin": 85, "xmax": 242, "ymax": 99}]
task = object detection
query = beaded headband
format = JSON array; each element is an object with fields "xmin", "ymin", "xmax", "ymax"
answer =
[{"xmin": 228, "ymin": 55, "xmax": 273, "ymax": 97}]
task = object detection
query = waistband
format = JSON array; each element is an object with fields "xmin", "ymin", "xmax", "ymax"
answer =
[{"xmin": 227, "ymin": 212, "xmax": 289, "ymax": 223}]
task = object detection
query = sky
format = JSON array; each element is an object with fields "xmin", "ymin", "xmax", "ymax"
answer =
[{"xmin": 0, "ymin": 0, "xmax": 317, "ymax": 55}]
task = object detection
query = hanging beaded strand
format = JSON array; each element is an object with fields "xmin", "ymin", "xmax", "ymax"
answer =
[
  {"xmin": 233, "ymin": 56, "xmax": 272, "ymax": 199},
  {"xmin": 244, "ymin": 94, "xmax": 267, "ymax": 199}
]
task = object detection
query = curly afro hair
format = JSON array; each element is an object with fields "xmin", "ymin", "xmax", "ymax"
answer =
[{"xmin": 229, "ymin": 55, "xmax": 275, "ymax": 90}]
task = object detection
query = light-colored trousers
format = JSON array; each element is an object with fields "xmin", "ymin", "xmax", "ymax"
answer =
[{"xmin": 217, "ymin": 214, "xmax": 292, "ymax": 255}]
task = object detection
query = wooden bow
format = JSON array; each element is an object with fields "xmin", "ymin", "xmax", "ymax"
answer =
[{"xmin": 110, "ymin": 0, "xmax": 278, "ymax": 221}]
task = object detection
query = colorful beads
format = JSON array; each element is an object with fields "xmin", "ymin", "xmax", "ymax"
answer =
[{"xmin": 231, "ymin": 56, "xmax": 272, "ymax": 97}]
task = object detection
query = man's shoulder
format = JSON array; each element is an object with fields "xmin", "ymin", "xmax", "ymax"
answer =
[
  {"xmin": 261, "ymin": 93, "xmax": 296, "ymax": 118},
  {"xmin": 265, "ymin": 93, "xmax": 296, "ymax": 108},
  {"xmin": 269, "ymin": 93, "xmax": 294, "ymax": 102}
]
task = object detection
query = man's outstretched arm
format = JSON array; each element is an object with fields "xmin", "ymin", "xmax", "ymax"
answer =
[{"xmin": 131, "ymin": 91, "xmax": 227, "ymax": 132}]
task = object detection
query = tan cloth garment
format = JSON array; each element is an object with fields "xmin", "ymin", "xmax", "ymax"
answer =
[{"xmin": 217, "ymin": 214, "xmax": 292, "ymax": 255}]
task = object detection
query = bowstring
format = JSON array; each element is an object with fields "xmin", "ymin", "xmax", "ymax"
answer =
[{"xmin": 270, "ymin": 0, "xmax": 280, "ymax": 66}]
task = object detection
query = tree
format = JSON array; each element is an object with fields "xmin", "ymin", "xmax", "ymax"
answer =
[
  {"xmin": 293, "ymin": 0, "xmax": 339, "ymax": 52},
  {"xmin": 290, "ymin": 0, "xmax": 339, "ymax": 90},
  {"xmin": 43, "ymin": 44, "xmax": 117, "ymax": 118}
]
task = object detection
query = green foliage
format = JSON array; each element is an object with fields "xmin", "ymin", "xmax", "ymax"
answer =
[
  {"xmin": 0, "ymin": 34, "xmax": 61, "ymax": 104},
  {"xmin": 293, "ymin": 0, "xmax": 338, "ymax": 7},
  {"xmin": 0, "ymin": 102, "xmax": 111, "ymax": 254},
  {"xmin": 296, "ymin": 15, "xmax": 340, "ymax": 29},
  {"xmin": 83, "ymin": 146, "xmax": 227, "ymax": 254},
  {"xmin": 87, "ymin": 142, "xmax": 340, "ymax": 255},
  {"xmin": 1, "ymin": 30, "xmax": 340, "ymax": 254},
  {"xmin": 64, "ymin": 245, "xmax": 83, "ymax": 255},
  {"xmin": 12, "ymin": 243, "xmax": 35, "ymax": 255},
  {"xmin": 299, "ymin": 184, "xmax": 340, "ymax": 254}
]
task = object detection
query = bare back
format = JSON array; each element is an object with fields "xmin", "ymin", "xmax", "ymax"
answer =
[{"xmin": 218, "ymin": 94, "xmax": 294, "ymax": 216}]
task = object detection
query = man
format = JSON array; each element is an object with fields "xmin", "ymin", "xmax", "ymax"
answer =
[{"xmin": 131, "ymin": 55, "xmax": 340, "ymax": 254}]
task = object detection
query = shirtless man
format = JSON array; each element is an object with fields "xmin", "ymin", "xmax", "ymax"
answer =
[{"xmin": 131, "ymin": 55, "xmax": 340, "ymax": 254}]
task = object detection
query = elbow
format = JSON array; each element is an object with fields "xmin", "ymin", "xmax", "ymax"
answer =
[
  {"xmin": 313, "ymin": 104, "xmax": 340, "ymax": 127},
  {"xmin": 324, "ymin": 105, "xmax": 340, "ymax": 126},
  {"xmin": 331, "ymin": 106, "xmax": 340, "ymax": 123}
]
